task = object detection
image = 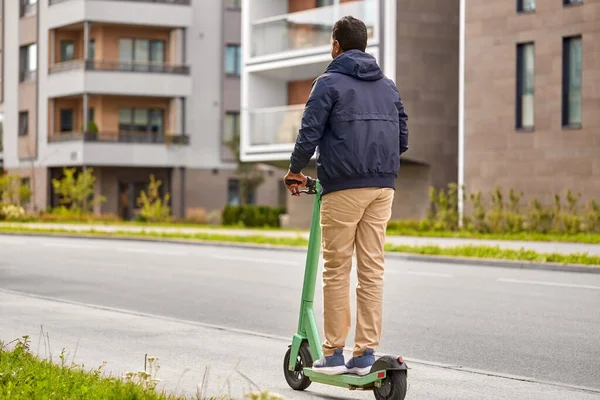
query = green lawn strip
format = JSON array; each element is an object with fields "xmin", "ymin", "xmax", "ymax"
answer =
[
  {"xmin": 0, "ymin": 339, "xmax": 185, "ymax": 400},
  {"xmin": 5, "ymin": 221, "xmax": 600, "ymax": 244},
  {"xmin": 1, "ymin": 225, "xmax": 598, "ymax": 266},
  {"xmin": 385, "ymin": 228, "xmax": 600, "ymax": 244}
]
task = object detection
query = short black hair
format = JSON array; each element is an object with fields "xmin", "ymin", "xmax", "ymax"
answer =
[{"xmin": 332, "ymin": 16, "xmax": 368, "ymax": 52}]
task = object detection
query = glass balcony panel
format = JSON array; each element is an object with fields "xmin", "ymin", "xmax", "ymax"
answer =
[
  {"xmin": 251, "ymin": 0, "xmax": 376, "ymax": 58},
  {"xmin": 249, "ymin": 105, "xmax": 305, "ymax": 146}
]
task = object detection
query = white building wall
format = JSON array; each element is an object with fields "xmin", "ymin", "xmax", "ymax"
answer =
[{"xmin": 3, "ymin": 0, "xmax": 19, "ymax": 168}]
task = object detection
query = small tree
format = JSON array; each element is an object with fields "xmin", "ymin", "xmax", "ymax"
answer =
[
  {"xmin": 0, "ymin": 173, "xmax": 31, "ymax": 206},
  {"xmin": 136, "ymin": 174, "xmax": 171, "ymax": 222},
  {"xmin": 224, "ymin": 132, "xmax": 264, "ymax": 206},
  {"xmin": 52, "ymin": 167, "xmax": 105, "ymax": 215}
]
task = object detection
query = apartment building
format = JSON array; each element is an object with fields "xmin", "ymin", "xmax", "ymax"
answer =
[
  {"xmin": 1, "ymin": 0, "xmax": 280, "ymax": 219},
  {"xmin": 241, "ymin": 0, "xmax": 460, "ymax": 227},
  {"xmin": 464, "ymin": 0, "xmax": 600, "ymax": 204}
]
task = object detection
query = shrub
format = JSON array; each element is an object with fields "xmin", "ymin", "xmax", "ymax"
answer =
[
  {"xmin": 393, "ymin": 183, "xmax": 600, "ymax": 235},
  {"xmin": 221, "ymin": 205, "xmax": 285, "ymax": 228},
  {"xmin": 38, "ymin": 207, "xmax": 121, "ymax": 223},
  {"xmin": 136, "ymin": 175, "xmax": 171, "ymax": 223},
  {"xmin": 52, "ymin": 167, "xmax": 105, "ymax": 215},
  {"xmin": 0, "ymin": 203, "xmax": 25, "ymax": 221}
]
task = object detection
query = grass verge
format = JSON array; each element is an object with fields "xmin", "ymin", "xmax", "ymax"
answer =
[
  {"xmin": 0, "ymin": 336, "xmax": 283, "ymax": 400},
  {"xmin": 5, "ymin": 221, "xmax": 600, "ymax": 244},
  {"xmin": 0, "ymin": 225, "xmax": 598, "ymax": 266},
  {"xmin": 0, "ymin": 337, "xmax": 185, "ymax": 400},
  {"xmin": 385, "ymin": 228, "xmax": 600, "ymax": 245}
]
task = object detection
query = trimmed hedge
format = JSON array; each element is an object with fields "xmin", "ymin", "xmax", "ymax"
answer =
[{"xmin": 222, "ymin": 205, "xmax": 286, "ymax": 228}]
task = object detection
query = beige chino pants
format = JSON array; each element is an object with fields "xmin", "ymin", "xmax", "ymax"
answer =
[{"xmin": 320, "ymin": 187, "xmax": 394, "ymax": 358}]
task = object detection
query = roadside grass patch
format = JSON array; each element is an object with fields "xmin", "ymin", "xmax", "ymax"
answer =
[
  {"xmin": 0, "ymin": 225, "xmax": 598, "ymax": 266},
  {"xmin": 0, "ymin": 336, "xmax": 285, "ymax": 400}
]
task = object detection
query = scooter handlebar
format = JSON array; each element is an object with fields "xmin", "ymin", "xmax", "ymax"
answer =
[{"xmin": 284, "ymin": 177, "xmax": 317, "ymax": 195}]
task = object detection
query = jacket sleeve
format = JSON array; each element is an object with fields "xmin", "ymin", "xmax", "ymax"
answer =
[
  {"xmin": 397, "ymin": 95, "xmax": 409, "ymax": 155},
  {"xmin": 388, "ymin": 80, "xmax": 409, "ymax": 155},
  {"xmin": 289, "ymin": 77, "xmax": 333, "ymax": 174}
]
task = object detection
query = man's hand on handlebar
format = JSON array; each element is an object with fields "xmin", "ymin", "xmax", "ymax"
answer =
[{"xmin": 284, "ymin": 170, "xmax": 308, "ymax": 196}]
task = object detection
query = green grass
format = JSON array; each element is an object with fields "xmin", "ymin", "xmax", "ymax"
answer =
[
  {"xmin": 385, "ymin": 228, "xmax": 600, "ymax": 245},
  {"xmin": 0, "ymin": 225, "xmax": 598, "ymax": 266},
  {"xmin": 0, "ymin": 337, "xmax": 285, "ymax": 400},
  {"xmin": 0, "ymin": 337, "xmax": 185, "ymax": 400},
  {"xmin": 7, "ymin": 220, "xmax": 600, "ymax": 244}
]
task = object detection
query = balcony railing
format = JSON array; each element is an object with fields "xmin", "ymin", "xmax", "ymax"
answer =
[
  {"xmin": 49, "ymin": 60, "xmax": 190, "ymax": 75},
  {"xmin": 49, "ymin": 0, "xmax": 191, "ymax": 5},
  {"xmin": 48, "ymin": 131, "xmax": 190, "ymax": 145},
  {"xmin": 249, "ymin": 105, "xmax": 304, "ymax": 146},
  {"xmin": 251, "ymin": 0, "xmax": 376, "ymax": 58}
]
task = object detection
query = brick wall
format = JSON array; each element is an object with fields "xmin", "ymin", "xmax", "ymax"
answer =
[{"xmin": 465, "ymin": 0, "xmax": 600, "ymax": 203}]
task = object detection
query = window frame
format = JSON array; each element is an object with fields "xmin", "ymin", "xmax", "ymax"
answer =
[
  {"xmin": 225, "ymin": 44, "xmax": 242, "ymax": 76},
  {"xmin": 118, "ymin": 108, "xmax": 165, "ymax": 133},
  {"xmin": 516, "ymin": 0, "xmax": 535, "ymax": 13},
  {"xmin": 59, "ymin": 109, "xmax": 74, "ymax": 132},
  {"xmin": 222, "ymin": 111, "xmax": 240, "ymax": 162},
  {"xmin": 516, "ymin": 42, "xmax": 535, "ymax": 131},
  {"xmin": 562, "ymin": 35, "xmax": 583, "ymax": 129},
  {"xmin": 19, "ymin": 43, "xmax": 37, "ymax": 82},
  {"xmin": 18, "ymin": 111, "xmax": 29, "ymax": 137}
]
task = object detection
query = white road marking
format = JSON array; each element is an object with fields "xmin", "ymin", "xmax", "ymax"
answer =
[
  {"xmin": 116, "ymin": 248, "xmax": 188, "ymax": 256},
  {"xmin": 211, "ymin": 255, "xmax": 301, "ymax": 266},
  {"xmin": 498, "ymin": 278, "xmax": 600, "ymax": 290}
]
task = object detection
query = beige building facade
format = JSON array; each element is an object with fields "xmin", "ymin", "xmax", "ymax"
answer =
[{"xmin": 1, "ymin": 0, "xmax": 281, "ymax": 220}]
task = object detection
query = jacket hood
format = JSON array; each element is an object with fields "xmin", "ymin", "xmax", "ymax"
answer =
[{"xmin": 325, "ymin": 49, "xmax": 384, "ymax": 81}]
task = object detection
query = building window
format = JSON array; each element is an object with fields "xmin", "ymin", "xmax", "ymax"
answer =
[
  {"xmin": 517, "ymin": 0, "xmax": 535, "ymax": 12},
  {"xmin": 225, "ymin": 0, "xmax": 241, "ymax": 9},
  {"xmin": 516, "ymin": 42, "xmax": 535, "ymax": 130},
  {"xmin": 562, "ymin": 36, "xmax": 582, "ymax": 127},
  {"xmin": 317, "ymin": 0, "xmax": 334, "ymax": 6},
  {"xmin": 227, "ymin": 179, "xmax": 256, "ymax": 206},
  {"xmin": 564, "ymin": 0, "xmax": 583, "ymax": 5},
  {"xmin": 60, "ymin": 41, "xmax": 75, "ymax": 62},
  {"xmin": 223, "ymin": 112, "xmax": 240, "ymax": 161},
  {"xmin": 88, "ymin": 40, "xmax": 96, "ymax": 60},
  {"xmin": 60, "ymin": 109, "xmax": 74, "ymax": 132},
  {"xmin": 119, "ymin": 108, "xmax": 165, "ymax": 133},
  {"xmin": 225, "ymin": 44, "xmax": 241, "ymax": 76},
  {"xmin": 19, "ymin": 112, "xmax": 29, "ymax": 137},
  {"xmin": 19, "ymin": 43, "xmax": 37, "ymax": 82},
  {"xmin": 119, "ymin": 38, "xmax": 166, "ymax": 71},
  {"xmin": 20, "ymin": 0, "xmax": 36, "ymax": 18}
]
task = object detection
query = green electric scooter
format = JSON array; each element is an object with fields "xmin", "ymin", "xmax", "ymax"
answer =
[{"xmin": 283, "ymin": 177, "xmax": 408, "ymax": 399}]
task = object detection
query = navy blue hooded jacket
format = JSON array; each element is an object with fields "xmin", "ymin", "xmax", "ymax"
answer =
[{"xmin": 289, "ymin": 50, "xmax": 408, "ymax": 196}]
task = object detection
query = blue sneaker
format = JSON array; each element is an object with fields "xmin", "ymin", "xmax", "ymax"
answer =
[
  {"xmin": 312, "ymin": 349, "xmax": 348, "ymax": 375},
  {"xmin": 345, "ymin": 349, "xmax": 375, "ymax": 376}
]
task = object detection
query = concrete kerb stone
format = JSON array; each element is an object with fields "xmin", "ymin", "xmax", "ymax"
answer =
[{"xmin": 1, "ymin": 231, "xmax": 599, "ymax": 274}]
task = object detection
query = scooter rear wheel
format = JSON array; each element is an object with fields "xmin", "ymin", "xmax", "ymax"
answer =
[
  {"xmin": 283, "ymin": 343, "xmax": 313, "ymax": 391},
  {"xmin": 374, "ymin": 370, "xmax": 407, "ymax": 400}
]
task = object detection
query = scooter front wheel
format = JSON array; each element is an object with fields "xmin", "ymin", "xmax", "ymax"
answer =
[
  {"xmin": 283, "ymin": 342, "xmax": 313, "ymax": 391},
  {"xmin": 374, "ymin": 370, "xmax": 407, "ymax": 400}
]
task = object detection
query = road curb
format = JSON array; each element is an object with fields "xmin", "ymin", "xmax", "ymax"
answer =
[{"xmin": 1, "ymin": 231, "xmax": 599, "ymax": 274}]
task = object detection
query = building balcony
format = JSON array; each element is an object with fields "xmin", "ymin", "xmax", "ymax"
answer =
[
  {"xmin": 241, "ymin": 46, "xmax": 380, "ymax": 162},
  {"xmin": 45, "ymin": 94, "xmax": 189, "ymax": 167},
  {"xmin": 47, "ymin": 22, "xmax": 190, "ymax": 97},
  {"xmin": 47, "ymin": 0, "xmax": 192, "ymax": 29},
  {"xmin": 248, "ymin": 0, "xmax": 378, "ymax": 64}
]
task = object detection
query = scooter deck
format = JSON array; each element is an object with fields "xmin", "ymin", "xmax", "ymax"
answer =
[{"xmin": 303, "ymin": 368, "xmax": 387, "ymax": 389}]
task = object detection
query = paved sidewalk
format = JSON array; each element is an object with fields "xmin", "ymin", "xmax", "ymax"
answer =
[
  {"xmin": 3, "ymin": 290, "xmax": 599, "ymax": 400},
  {"xmin": 2, "ymin": 222, "xmax": 600, "ymax": 256}
]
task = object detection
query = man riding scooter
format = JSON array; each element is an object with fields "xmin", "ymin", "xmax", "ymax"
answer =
[{"xmin": 284, "ymin": 15, "xmax": 409, "ymax": 376}]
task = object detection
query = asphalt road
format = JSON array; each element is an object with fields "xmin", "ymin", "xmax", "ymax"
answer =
[{"xmin": 1, "ymin": 234, "xmax": 599, "ymax": 397}]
